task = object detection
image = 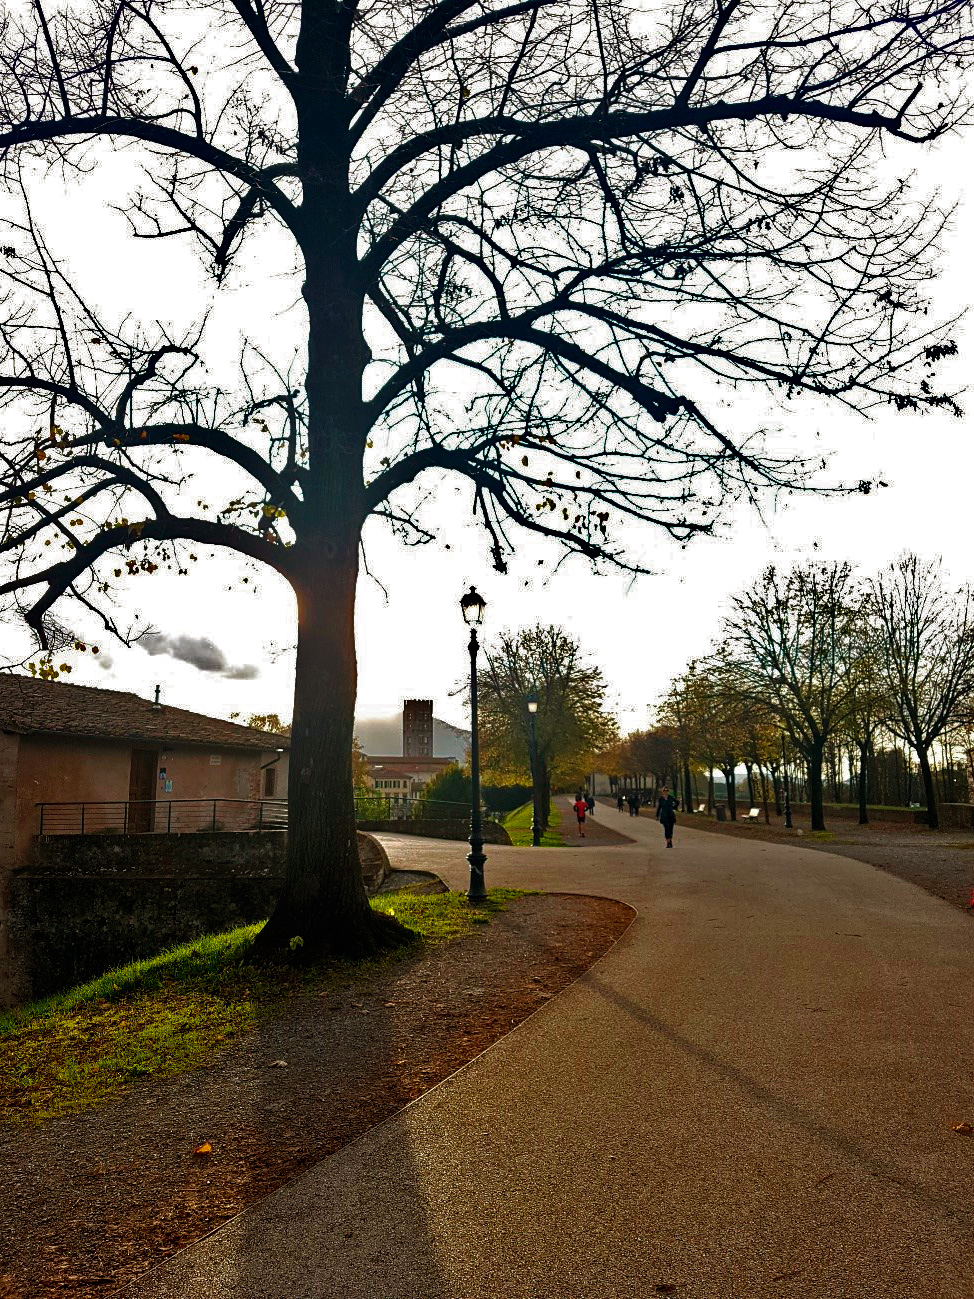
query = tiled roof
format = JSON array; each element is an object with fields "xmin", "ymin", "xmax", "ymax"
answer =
[{"xmin": 0, "ymin": 675, "xmax": 289, "ymax": 751}]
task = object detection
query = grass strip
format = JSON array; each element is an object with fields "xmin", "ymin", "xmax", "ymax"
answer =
[
  {"xmin": 502, "ymin": 800, "xmax": 565, "ymax": 847},
  {"xmin": 0, "ymin": 888, "xmax": 528, "ymax": 1128}
]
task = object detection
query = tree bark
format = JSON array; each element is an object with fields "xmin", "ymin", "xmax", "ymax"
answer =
[
  {"xmin": 808, "ymin": 739, "xmax": 826, "ymax": 831},
  {"xmin": 251, "ymin": 547, "xmax": 410, "ymax": 960},
  {"xmin": 857, "ymin": 740, "xmax": 869, "ymax": 825},
  {"xmin": 916, "ymin": 743, "xmax": 939, "ymax": 830},
  {"xmin": 770, "ymin": 761, "xmax": 782, "ymax": 816}
]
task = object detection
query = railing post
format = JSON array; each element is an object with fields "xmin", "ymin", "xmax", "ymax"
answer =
[
  {"xmin": 212, "ymin": 799, "xmax": 217, "ymax": 831},
  {"xmin": 258, "ymin": 801, "xmax": 264, "ymax": 830},
  {"xmin": 123, "ymin": 801, "xmax": 128, "ymax": 835},
  {"xmin": 38, "ymin": 804, "xmax": 44, "ymax": 835},
  {"xmin": 167, "ymin": 801, "xmax": 172, "ymax": 834},
  {"xmin": 80, "ymin": 803, "xmax": 85, "ymax": 835}
]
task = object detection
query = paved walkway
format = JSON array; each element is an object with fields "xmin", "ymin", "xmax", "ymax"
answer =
[{"xmin": 127, "ymin": 803, "xmax": 974, "ymax": 1297}]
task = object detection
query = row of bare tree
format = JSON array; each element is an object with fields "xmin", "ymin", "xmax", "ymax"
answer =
[{"xmin": 641, "ymin": 554, "xmax": 974, "ymax": 832}]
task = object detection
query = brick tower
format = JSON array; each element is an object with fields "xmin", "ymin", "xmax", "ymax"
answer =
[{"xmin": 403, "ymin": 699, "xmax": 434, "ymax": 757}]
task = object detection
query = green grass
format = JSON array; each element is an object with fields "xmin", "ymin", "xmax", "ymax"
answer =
[
  {"xmin": 0, "ymin": 888, "xmax": 528, "ymax": 1128},
  {"xmin": 502, "ymin": 800, "xmax": 565, "ymax": 847}
]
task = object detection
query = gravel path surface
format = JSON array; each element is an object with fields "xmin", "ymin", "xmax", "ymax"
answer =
[
  {"xmin": 0, "ymin": 893, "xmax": 632, "ymax": 1298},
  {"xmin": 127, "ymin": 809, "xmax": 974, "ymax": 1299},
  {"xmin": 673, "ymin": 811, "xmax": 974, "ymax": 911}
]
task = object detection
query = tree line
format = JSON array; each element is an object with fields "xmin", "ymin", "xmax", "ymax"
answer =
[{"xmin": 600, "ymin": 555, "xmax": 974, "ymax": 833}]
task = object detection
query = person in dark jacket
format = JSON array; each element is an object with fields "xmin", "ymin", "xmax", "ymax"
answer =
[
  {"xmin": 627, "ymin": 793, "xmax": 639, "ymax": 816},
  {"xmin": 656, "ymin": 786, "xmax": 678, "ymax": 847},
  {"xmin": 616, "ymin": 792, "xmax": 625, "ymax": 812}
]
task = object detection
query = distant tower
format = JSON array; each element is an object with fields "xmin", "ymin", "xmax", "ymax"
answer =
[{"xmin": 403, "ymin": 699, "xmax": 434, "ymax": 757}]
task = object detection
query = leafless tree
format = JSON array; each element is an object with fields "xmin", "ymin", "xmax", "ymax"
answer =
[
  {"xmin": 869, "ymin": 554, "xmax": 974, "ymax": 830},
  {"xmin": 0, "ymin": 0, "xmax": 970, "ymax": 954},
  {"xmin": 722, "ymin": 561, "xmax": 861, "ymax": 830}
]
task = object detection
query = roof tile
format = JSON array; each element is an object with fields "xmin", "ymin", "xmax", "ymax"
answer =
[{"xmin": 0, "ymin": 675, "xmax": 288, "ymax": 750}]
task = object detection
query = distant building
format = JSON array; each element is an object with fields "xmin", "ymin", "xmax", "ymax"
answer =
[
  {"xmin": 367, "ymin": 756, "xmax": 454, "ymax": 797},
  {"xmin": 360, "ymin": 699, "xmax": 469, "ymax": 793},
  {"xmin": 403, "ymin": 699, "xmax": 433, "ymax": 757}
]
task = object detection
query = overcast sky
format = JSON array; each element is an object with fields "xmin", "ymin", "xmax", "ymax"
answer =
[{"xmin": 2, "ymin": 134, "xmax": 970, "ymax": 742}]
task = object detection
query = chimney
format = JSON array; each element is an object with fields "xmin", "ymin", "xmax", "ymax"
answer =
[{"xmin": 152, "ymin": 684, "xmax": 162, "ymax": 710}]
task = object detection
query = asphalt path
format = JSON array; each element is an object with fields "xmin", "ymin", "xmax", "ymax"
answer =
[{"xmin": 126, "ymin": 802, "xmax": 974, "ymax": 1298}]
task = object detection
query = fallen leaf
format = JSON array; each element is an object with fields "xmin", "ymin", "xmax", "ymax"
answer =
[
  {"xmin": 952, "ymin": 1122, "xmax": 973, "ymax": 1134},
  {"xmin": 269, "ymin": 1060, "xmax": 288, "ymax": 1069},
  {"xmin": 193, "ymin": 1142, "xmax": 212, "ymax": 1156}
]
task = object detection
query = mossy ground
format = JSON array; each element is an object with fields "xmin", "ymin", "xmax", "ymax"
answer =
[{"xmin": 0, "ymin": 888, "xmax": 528, "ymax": 1127}]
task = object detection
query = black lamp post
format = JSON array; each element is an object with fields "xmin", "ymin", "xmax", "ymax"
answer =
[
  {"xmin": 526, "ymin": 690, "xmax": 540, "ymax": 847},
  {"xmin": 781, "ymin": 731, "xmax": 793, "ymax": 829},
  {"xmin": 461, "ymin": 586, "xmax": 487, "ymax": 902}
]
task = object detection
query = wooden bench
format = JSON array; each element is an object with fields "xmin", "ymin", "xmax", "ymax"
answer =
[{"xmin": 746, "ymin": 807, "xmax": 761, "ymax": 820}]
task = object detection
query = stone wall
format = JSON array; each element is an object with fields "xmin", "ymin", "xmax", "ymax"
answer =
[
  {"xmin": 355, "ymin": 817, "xmax": 512, "ymax": 844},
  {"xmin": 3, "ymin": 830, "xmax": 389, "ymax": 1008}
]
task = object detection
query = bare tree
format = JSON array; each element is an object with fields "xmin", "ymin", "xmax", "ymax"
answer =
[
  {"xmin": 870, "ymin": 554, "xmax": 974, "ymax": 830},
  {"xmin": 0, "ymin": 0, "xmax": 969, "ymax": 954},
  {"xmin": 722, "ymin": 561, "xmax": 861, "ymax": 830}
]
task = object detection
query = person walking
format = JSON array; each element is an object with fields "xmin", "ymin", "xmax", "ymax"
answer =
[
  {"xmin": 616, "ymin": 791, "xmax": 625, "ymax": 813},
  {"xmin": 585, "ymin": 792, "xmax": 596, "ymax": 817},
  {"xmin": 627, "ymin": 793, "xmax": 639, "ymax": 817},
  {"xmin": 656, "ymin": 785, "xmax": 678, "ymax": 847},
  {"xmin": 572, "ymin": 794, "xmax": 588, "ymax": 837}
]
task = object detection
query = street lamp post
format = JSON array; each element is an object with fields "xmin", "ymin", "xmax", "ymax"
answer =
[
  {"xmin": 781, "ymin": 732, "xmax": 793, "ymax": 829},
  {"xmin": 461, "ymin": 586, "xmax": 488, "ymax": 902},
  {"xmin": 527, "ymin": 690, "xmax": 540, "ymax": 847}
]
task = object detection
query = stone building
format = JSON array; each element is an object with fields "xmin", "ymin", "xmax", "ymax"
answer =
[{"xmin": 403, "ymin": 698, "xmax": 434, "ymax": 757}]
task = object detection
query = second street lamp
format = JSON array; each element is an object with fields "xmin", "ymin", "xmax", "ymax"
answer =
[
  {"xmin": 460, "ymin": 586, "xmax": 488, "ymax": 902},
  {"xmin": 526, "ymin": 690, "xmax": 540, "ymax": 847}
]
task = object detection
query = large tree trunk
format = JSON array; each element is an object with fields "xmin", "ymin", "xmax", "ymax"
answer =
[
  {"xmin": 857, "ymin": 740, "xmax": 869, "ymax": 825},
  {"xmin": 770, "ymin": 761, "xmax": 782, "ymax": 816},
  {"xmin": 252, "ymin": 554, "xmax": 410, "ymax": 959},
  {"xmin": 808, "ymin": 739, "xmax": 827, "ymax": 831},
  {"xmin": 916, "ymin": 742, "xmax": 939, "ymax": 830}
]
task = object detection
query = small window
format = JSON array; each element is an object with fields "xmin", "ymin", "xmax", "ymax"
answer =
[
  {"xmin": 210, "ymin": 754, "xmax": 222, "ymax": 766},
  {"xmin": 263, "ymin": 766, "xmax": 277, "ymax": 798}
]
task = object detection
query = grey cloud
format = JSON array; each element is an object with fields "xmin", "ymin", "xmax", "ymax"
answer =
[
  {"xmin": 141, "ymin": 632, "xmax": 259, "ymax": 680},
  {"xmin": 223, "ymin": 663, "xmax": 260, "ymax": 680}
]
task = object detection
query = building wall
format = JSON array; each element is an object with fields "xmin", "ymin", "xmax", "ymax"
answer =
[
  {"xmin": 15, "ymin": 735, "xmax": 274, "ymax": 864},
  {"xmin": 403, "ymin": 699, "xmax": 433, "ymax": 757}
]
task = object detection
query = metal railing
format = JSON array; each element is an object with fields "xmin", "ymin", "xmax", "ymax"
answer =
[
  {"xmin": 353, "ymin": 792, "xmax": 499, "ymax": 822},
  {"xmin": 36, "ymin": 793, "xmax": 497, "ymax": 836},
  {"xmin": 36, "ymin": 798, "xmax": 288, "ymax": 836}
]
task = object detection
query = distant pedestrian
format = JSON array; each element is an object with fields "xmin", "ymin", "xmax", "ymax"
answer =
[
  {"xmin": 572, "ymin": 795, "xmax": 587, "ymax": 837},
  {"xmin": 656, "ymin": 785, "xmax": 678, "ymax": 848},
  {"xmin": 627, "ymin": 793, "xmax": 639, "ymax": 817},
  {"xmin": 616, "ymin": 792, "xmax": 625, "ymax": 813},
  {"xmin": 585, "ymin": 792, "xmax": 595, "ymax": 816}
]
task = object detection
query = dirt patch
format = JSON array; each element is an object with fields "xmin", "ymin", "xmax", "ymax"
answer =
[
  {"xmin": 681, "ymin": 813, "xmax": 974, "ymax": 912},
  {"xmin": 0, "ymin": 892, "xmax": 633, "ymax": 1299}
]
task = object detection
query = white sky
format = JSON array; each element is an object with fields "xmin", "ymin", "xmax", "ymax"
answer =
[{"xmin": 3, "ymin": 134, "xmax": 971, "ymax": 741}]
